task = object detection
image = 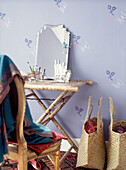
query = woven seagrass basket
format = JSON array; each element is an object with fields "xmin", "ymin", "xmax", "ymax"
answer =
[
  {"xmin": 107, "ymin": 97, "xmax": 126, "ymax": 170},
  {"xmin": 76, "ymin": 96, "xmax": 106, "ymax": 170}
]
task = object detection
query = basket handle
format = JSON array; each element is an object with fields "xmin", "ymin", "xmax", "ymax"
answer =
[
  {"xmin": 85, "ymin": 96, "xmax": 103, "ymax": 131},
  {"xmin": 84, "ymin": 96, "xmax": 93, "ymax": 123},
  {"xmin": 97, "ymin": 97, "xmax": 103, "ymax": 130},
  {"xmin": 108, "ymin": 97, "xmax": 116, "ymax": 129}
]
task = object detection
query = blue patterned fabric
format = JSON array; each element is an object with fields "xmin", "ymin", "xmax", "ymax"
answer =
[{"xmin": 0, "ymin": 55, "xmax": 53, "ymax": 163}]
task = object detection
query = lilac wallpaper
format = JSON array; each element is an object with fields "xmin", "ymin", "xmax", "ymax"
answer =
[{"xmin": 0, "ymin": 0, "xmax": 126, "ymax": 140}]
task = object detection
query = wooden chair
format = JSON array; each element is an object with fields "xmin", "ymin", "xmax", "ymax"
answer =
[{"xmin": 7, "ymin": 75, "xmax": 62, "ymax": 170}]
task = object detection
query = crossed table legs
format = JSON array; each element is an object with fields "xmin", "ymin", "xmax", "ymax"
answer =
[{"xmin": 26, "ymin": 89, "xmax": 78, "ymax": 164}]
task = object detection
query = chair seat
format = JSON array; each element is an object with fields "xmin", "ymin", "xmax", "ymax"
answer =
[{"xmin": 8, "ymin": 139, "xmax": 62, "ymax": 161}]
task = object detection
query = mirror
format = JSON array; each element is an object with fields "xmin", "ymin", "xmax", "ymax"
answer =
[{"xmin": 35, "ymin": 25, "xmax": 70, "ymax": 79}]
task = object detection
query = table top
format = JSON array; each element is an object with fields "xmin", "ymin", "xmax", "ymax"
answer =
[{"xmin": 24, "ymin": 80, "xmax": 93, "ymax": 92}]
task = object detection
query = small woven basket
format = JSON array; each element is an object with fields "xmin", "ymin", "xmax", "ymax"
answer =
[
  {"xmin": 107, "ymin": 97, "xmax": 126, "ymax": 170},
  {"xmin": 76, "ymin": 96, "xmax": 106, "ymax": 170}
]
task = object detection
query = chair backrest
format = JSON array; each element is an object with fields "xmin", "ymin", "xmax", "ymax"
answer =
[
  {"xmin": 8, "ymin": 75, "xmax": 27, "ymax": 170},
  {"xmin": 13, "ymin": 75, "xmax": 26, "ymax": 145}
]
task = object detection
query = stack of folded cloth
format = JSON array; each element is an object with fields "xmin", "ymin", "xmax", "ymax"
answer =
[
  {"xmin": 113, "ymin": 125, "xmax": 126, "ymax": 133},
  {"xmin": 84, "ymin": 121, "xmax": 97, "ymax": 134}
]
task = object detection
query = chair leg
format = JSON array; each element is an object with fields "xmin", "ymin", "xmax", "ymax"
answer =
[
  {"xmin": 54, "ymin": 150, "xmax": 60, "ymax": 170},
  {"xmin": 18, "ymin": 144, "xmax": 28, "ymax": 170},
  {"xmin": 18, "ymin": 159, "xmax": 27, "ymax": 170}
]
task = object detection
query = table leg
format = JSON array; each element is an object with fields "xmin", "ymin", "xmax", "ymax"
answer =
[
  {"xmin": 27, "ymin": 89, "xmax": 47, "ymax": 112},
  {"xmin": 26, "ymin": 89, "xmax": 79, "ymax": 163},
  {"xmin": 52, "ymin": 117, "xmax": 78, "ymax": 152},
  {"xmin": 38, "ymin": 91, "xmax": 78, "ymax": 155},
  {"xmin": 42, "ymin": 91, "xmax": 74, "ymax": 125},
  {"xmin": 37, "ymin": 91, "xmax": 67, "ymax": 123}
]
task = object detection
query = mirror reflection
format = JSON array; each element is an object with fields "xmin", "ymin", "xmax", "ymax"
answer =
[{"xmin": 35, "ymin": 25, "xmax": 70, "ymax": 79}]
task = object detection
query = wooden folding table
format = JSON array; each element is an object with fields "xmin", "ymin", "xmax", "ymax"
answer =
[{"xmin": 24, "ymin": 79, "xmax": 93, "ymax": 164}]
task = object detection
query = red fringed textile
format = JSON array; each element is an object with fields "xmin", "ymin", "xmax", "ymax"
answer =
[{"xmin": 9, "ymin": 131, "xmax": 67, "ymax": 155}]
